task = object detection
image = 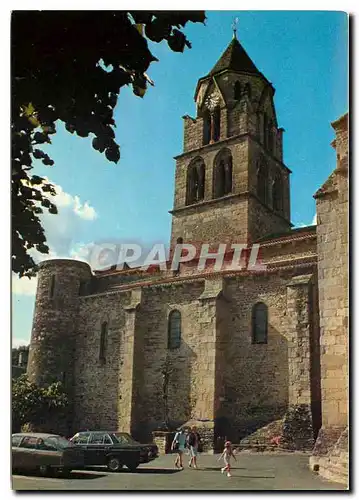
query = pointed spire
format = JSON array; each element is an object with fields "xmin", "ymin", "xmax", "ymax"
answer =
[
  {"xmin": 232, "ymin": 17, "xmax": 239, "ymax": 40},
  {"xmin": 209, "ymin": 37, "xmax": 261, "ymax": 76}
]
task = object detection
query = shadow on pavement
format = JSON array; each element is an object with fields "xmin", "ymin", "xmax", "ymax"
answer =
[
  {"xmin": 200, "ymin": 466, "xmax": 247, "ymax": 471},
  {"xmin": 13, "ymin": 470, "xmax": 108, "ymax": 480},
  {"xmin": 87, "ymin": 466, "xmax": 180, "ymax": 475},
  {"xmin": 68, "ymin": 471, "xmax": 108, "ymax": 479},
  {"xmin": 123, "ymin": 468, "xmax": 180, "ymax": 475},
  {"xmin": 233, "ymin": 474, "xmax": 276, "ymax": 479}
]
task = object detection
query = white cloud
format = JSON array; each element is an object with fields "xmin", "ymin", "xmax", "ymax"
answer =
[
  {"xmin": 12, "ymin": 338, "xmax": 30, "ymax": 348},
  {"xmin": 12, "ymin": 275, "xmax": 38, "ymax": 296},
  {"xmin": 12, "ymin": 180, "xmax": 97, "ymax": 296},
  {"xmin": 73, "ymin": 196, "xmax": 97, "ymax": 220},
  {"xmin": 51, "ymin": 183, "xmax": 74, "ymax": 208},
  {"xmin": 69, "ymin": 241, "xmax": 94, "ymax": 262},
  {"xmin": 312, "ymin": 213, "xmax": 317, "ymax": 225}
]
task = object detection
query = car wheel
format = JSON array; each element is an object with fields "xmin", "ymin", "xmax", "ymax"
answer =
[
  {"xmin": 107, "ymin": 457, "xmax": 122, "ymax": 472},
  {"xmin": 126, "ymin": 461, "xmax": 140, "ymax": 472},
  {"xmin": 38, "ymin": 465, "xmax": 50, "ymax": 476}
]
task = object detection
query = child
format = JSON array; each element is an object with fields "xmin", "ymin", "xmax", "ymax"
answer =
[{"xmin": 218, "ymin": 440, "xmax": 236, "ymax": 477}]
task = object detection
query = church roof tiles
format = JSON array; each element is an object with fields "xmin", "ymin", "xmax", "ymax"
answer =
[{"xmin": 209, "ymin": 37, "xmax": 261, "ymax": 76}]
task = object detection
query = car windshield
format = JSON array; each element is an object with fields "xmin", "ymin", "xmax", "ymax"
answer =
[
  {"xmin": 111, "ymin": 433, "xmax": 138, "ymax": 445},
  {"xmin": 46, "ymin": 436, "xmax": 74, "ymax": 449}
]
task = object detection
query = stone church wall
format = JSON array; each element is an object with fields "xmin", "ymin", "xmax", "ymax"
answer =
[
  {"xmin": 220, "ymin": 273, "xmax": 292, "ymax": 441},
  {"xmin": 309, "ymin": 114, "xmax": 348, "ymax": 484},
  {"xmin": 171, "ymin": 196, "xmax": 249, "ymax": 249},
  {"xmin": 73, "ymin": 291, "xmax": 131, "ymax": 432},
  {"xmin": 315, "ymin": 114, "xmax": 348, "ymax": 430},
  {"xmin": 248, "ymin": 196, "xmax": 291, "ymax": 243},
  {"xmin": 130, "ymin": 281, "xmax": 211, "ymax": 439}
]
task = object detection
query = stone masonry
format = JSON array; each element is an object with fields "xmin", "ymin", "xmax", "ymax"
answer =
[
  {"xmin": 26, "ymin": 35, "xmax": 348, "ymax": 478},
  {"xmin": 309, "ymin": 113, "xmax": 349, "ymax": 485}
]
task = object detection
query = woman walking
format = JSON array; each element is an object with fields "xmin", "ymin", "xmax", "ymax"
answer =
[
  {"xmin": 187, "ymin": 426, "xmax": 201, "ymax": 469},
  {"xmin": 171, "ymin": 428, "xmax": 186, "ymax": 469}
]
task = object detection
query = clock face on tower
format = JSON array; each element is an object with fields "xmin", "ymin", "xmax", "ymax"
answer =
[{"xmin": 205, "ymin": 93, "xmax": 220, "ymax": 111}]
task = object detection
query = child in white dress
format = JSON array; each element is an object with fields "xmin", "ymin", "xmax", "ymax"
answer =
[{"xmin": 218, "ymin": 441, "xmax": 236, "ymax": 477}]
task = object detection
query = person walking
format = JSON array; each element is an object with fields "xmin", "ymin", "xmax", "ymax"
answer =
[
  {"xmin": 187, "ymin": 426, "xmax": 201, "ymax": 469},
  {"xmin": 218, "ymin": 440, "xmax": 236, "ymax": 477},
  {"xmin": 171, "ymin": 428, "xmax": 186, "ymax": 469}
]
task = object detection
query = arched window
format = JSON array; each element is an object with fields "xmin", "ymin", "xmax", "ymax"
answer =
[
  {"xmin": 263, "ymin": 113, "xmax": 268, "ymax": 148},
  {"xmin": 168, "ymin": 310, "xmax": 181, "ymax": 349},
  {"xmin": 213, "ymin": 107, "xmax": 221, "ymax": 142},
  {"xmin": 213, "ymin": 149, "xmax": 232, "ymax": 198},
  {"xmin": 244, "ymin": 83, "xmax": 251, "ymax": 99},
  {"xmin": 224, "ymin": 156, "xmax": 233, "ymax": 195},
  {"xmin": 214, "ymin": 160, "xmax": 225, "ymax": 198},
  {"xmin": 99, "ymin": 321, "xmax": 108, "ymax": 362},
  {"xmin": 49, "ymin": 275, "xmax": 56, "ymax": 298},
  {"xmin": 268, "ymin": 121, "xmax": 274, "ymax": 154},
  {"xmin": 272, "ymin": 173, "xmax": 283, "ymax": 212},
  {"xmin": 186, "ymin": 163, "xmax": 198, "ymax": 205},
  {"xmin": 186, "ymin": 157, "xmax": 205, "ymax": 205},
  {"xmin": 203, "ymin": 110, "xmax": 211, "ymax": 146},
  {"xmin": 197, "ymin": 162, "xmax": 205, "ymax": 201},
  {"xmin": 252, "ymin": 303, "xmax": 268, "ymax": 344},
  {"xmin": 257, "ymin": 162, "xmax": 268, "ymax": 204},
  {"xmin": 234, "ymin": 81, "xmax": 241, "ymax": 100}
]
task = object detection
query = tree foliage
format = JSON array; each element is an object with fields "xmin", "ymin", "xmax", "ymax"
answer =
[
  {"xmin": 12, "ymin": 374, "xmax": 68, "ymax": 432},
  {"xmin": 12, "ymin": 11, "xmax": 206, "ymax": 277}
]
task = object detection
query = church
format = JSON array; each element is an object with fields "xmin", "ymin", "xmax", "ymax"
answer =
[{"xmin": 27, "ymin": 34, "xmax": 348, "ymax": 483}]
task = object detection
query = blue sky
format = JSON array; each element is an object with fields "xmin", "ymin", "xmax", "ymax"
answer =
[{"xmin": 12, "ymin": 11, "xmax": 348, "ymax": 347}]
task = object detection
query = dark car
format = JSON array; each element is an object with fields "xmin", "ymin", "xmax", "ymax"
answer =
[
  {"xmin": 70, "ymin": 431, "xmax": 158, "ymax": 472},
  {"xmin": 12, "ymin": 433, "xmax": 84, "ymax": 476}
]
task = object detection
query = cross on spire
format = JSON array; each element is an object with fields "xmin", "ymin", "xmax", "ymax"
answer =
[{"xmin": 232, "ymin": 17, "xmax": 239, "ymax": 39}]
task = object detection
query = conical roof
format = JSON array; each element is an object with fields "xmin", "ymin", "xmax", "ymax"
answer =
[{"xmin": 209, "ymin": 37, "xmax": 260, "ymax": 76}]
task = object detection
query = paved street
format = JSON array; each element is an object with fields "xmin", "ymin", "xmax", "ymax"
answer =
[{"xmin": 12, "ymin": 452, "xmax": 346, "ymax": 491}]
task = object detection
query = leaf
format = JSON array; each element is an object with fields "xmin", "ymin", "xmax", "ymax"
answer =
[
  {"xmin": 48, "ymin": 204, "xmax": 58, "ymax": 214},
  {"xmin": 134, "ymin": 23, "xmax": 144, "ymax": 36},
  {"xmin": 42, "ymin": 156, "xmax": 54, "ymax": 166},
  {"xmin": 22, "ymin": 102, "xmax": 35, "ymax": 117},
  {"xmin": 105, "ymin": 144, "xmax": 120, "ymax": 163},
  {"xmin": 92, "ymin": 136, "xmax": 106, "ymax": 153},
  {"xmin": 145, "ymin": 17, "xmax": 172, "ymax": 42},
  {"xmin": 167, "ymin": 29, "xmax": 189, "ymax": 52},
  {"xmin": 133, "ymin": 85, "xmax": 146, "ymax": 97},
  {"xmin": 29, "ymin": 115, "xmax": 40, "ymax": 127},
  {"xmin": 32, "ymin": 149, "xmax": 45, "ymax": 159},
  {"xmin": 30, "ymin": 175, "xmax": 44, "ymax": 185},
  {"xmin": 33, "ymin": 131, "xmax": 50, "ymax": 144}
]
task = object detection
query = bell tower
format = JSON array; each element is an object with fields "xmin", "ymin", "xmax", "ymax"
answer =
[{"xmin": 170, "ymin": 32, "xmax": 292, "ymax": 249}]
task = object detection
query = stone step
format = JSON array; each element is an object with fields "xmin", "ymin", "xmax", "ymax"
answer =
[
  {"xmin": 314, "ymin": 457, "xmax": 348, "ymax": 486},
  {"xmin": 320, "ymin": 466, "xmax": 348, "ymax": 486}
]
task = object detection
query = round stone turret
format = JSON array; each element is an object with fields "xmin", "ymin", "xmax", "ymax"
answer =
[{"xmin": 27, "ymin": 259, "xmax": 92, "ymax": 388}]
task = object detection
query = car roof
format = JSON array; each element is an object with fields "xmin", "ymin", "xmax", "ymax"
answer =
[
  {"xmin": 12, "ymin": 433, "xmax": 60, "ymax": 439},
  {"xmin": 76, "ymin": 430, "xmax": 128, "ymax": 434}
]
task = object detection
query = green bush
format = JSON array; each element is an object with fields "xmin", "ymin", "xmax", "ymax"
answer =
[{"xmin": 12, "ymin": 375, "xmax": 68, "ymax": 432}]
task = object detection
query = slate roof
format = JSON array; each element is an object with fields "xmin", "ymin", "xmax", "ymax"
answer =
[{"xmin": 209, "ymin": 37, "xmax": 261, "ymax": 76}]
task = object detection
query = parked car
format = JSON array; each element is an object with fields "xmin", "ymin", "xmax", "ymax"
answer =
[
  {"xmin": 12, "ymin": 433, "xmax": 84, "ymax": 477},
  {"xmin": 70, "ymin": 431, "xmax": 158, "ymax": 472}
]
